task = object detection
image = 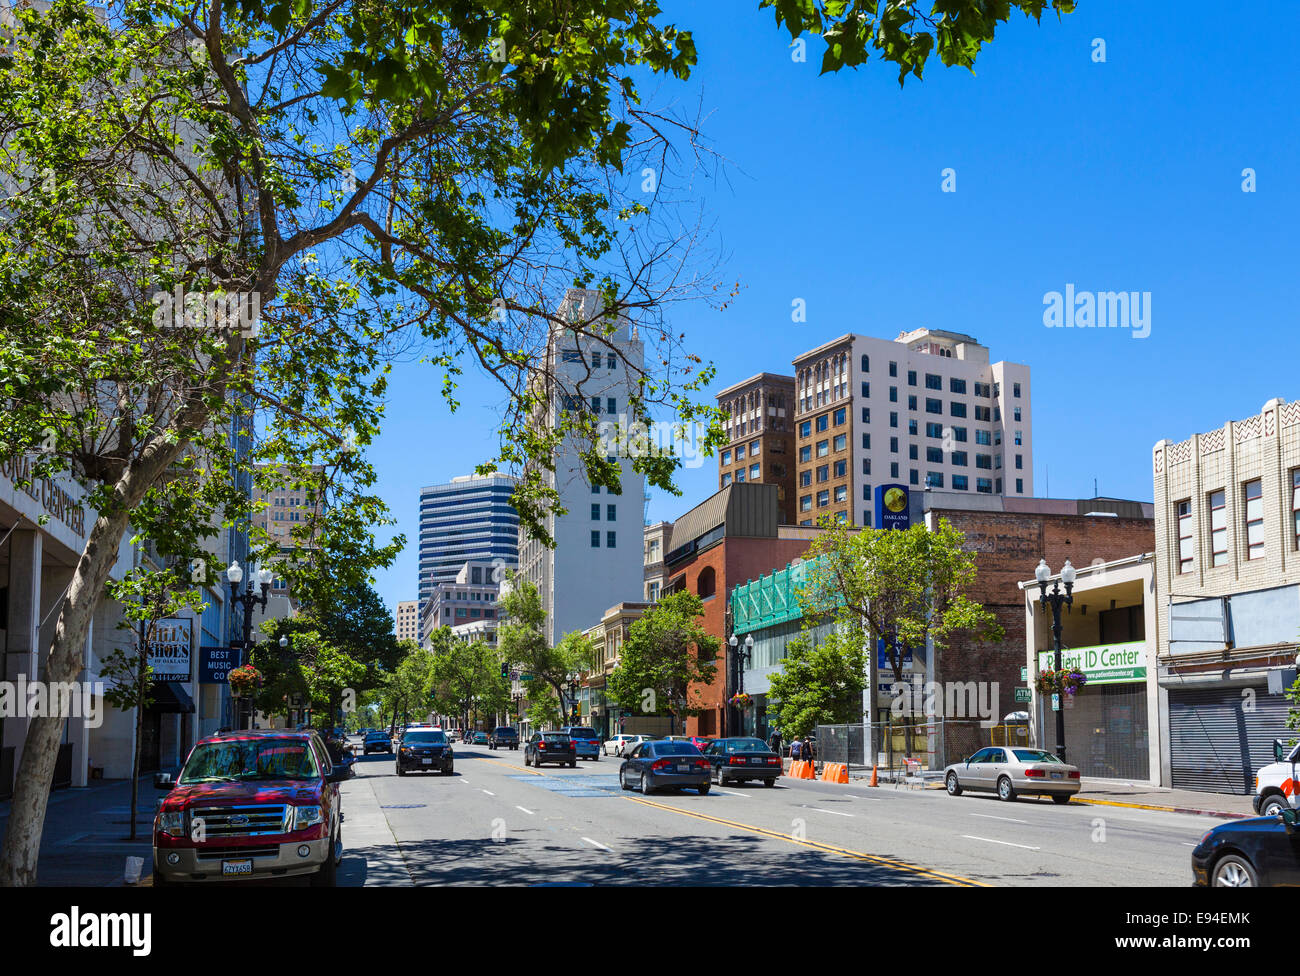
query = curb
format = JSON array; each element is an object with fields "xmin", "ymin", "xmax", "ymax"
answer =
[{"xmin": 1072, "ymin": 796, "xmax": 1252, "ymax": 820}]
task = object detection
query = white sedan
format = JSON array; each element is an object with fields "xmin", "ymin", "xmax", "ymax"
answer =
[{"xmin": 603, "ymin": 734, "xmax": 646, "ymax": 757}]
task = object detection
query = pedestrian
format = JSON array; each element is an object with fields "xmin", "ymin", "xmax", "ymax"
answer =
[
  {"xmin": 790, "ymin": 736, "xmax": 803, "ymax": 762},
  {"xmin": 768, "ymin": 729, "xmax": 783, "ymax": 756},
  {"xmin": 805, "ymin": 735, "xmax": 816, "ymax": 766}
]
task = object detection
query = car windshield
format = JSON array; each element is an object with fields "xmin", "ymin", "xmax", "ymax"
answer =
[
  {"xmin": 403, "ymin": 731, "xmax": 447, "ymax": 744},
  {"xmin": 724, "ymin": 738, "xmax": 771, "ymax": 754},
  {"xmin": 567, "ymin": 728, "xmax": 597, "ymax": 738},
  {"xmin": 181, "ymin": 739, "xmax": 320, "ymax": 783},
  {"xmin": 542, "ymin": 733, "xmax": 570, "ymax": 742},
  {"xmin": 652, "ymin": 743, "xmax": 702, "ymax": 756},
  {"xmin": 1013, "ymin": 749, "xmax": 1065, "ymax": 764},
  {"xmin": 495, "ymin": 728, "xmax": 516, "ymax": 735}
]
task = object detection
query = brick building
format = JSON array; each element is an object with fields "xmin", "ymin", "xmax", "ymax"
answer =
[
  {"xmin": 658, "ymin": 483, "xmax": 824, "ymax": 737},
  {"xmin": 715, "ymin": 373, "xmax": 796, "ymax": 523}
]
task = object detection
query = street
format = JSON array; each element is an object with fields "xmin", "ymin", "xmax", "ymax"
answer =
[{"xmin": 335, "ymin": 741, "xmax": 1210, "ymax": 887}]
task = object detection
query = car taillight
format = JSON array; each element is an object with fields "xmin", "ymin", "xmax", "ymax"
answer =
[
  {"xmin": 537, "ymin": 742, "xmax": 546, "ymax": 750},
  {"xmin": 1068, "ymin": 771, "xmax": 1080, "ymax": 779},
  {"xmin": 767, "ymin": 758, "xmax": 780, "ymax": 765},
  {"xmin": 729, "ymin": 757, "xmax": 746, "ymax": 765},
  {"xmin": 651, "ymin": 760, "xmax": 672, "ymax": 771},
  {"xmin": 1024, "ymin": 769, "xmax": 1044, "ymax": 778}
]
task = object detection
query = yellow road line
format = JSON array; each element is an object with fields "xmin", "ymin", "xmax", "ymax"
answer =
[
  {"xmin": 623, "ymin": 795, "xmax": 988, "ymax": 887},
  {"xmin": 472, "ymin": 756, "xmax": 544, "ymax": 776}
]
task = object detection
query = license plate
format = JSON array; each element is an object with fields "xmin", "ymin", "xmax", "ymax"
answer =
[
  {"xmin": 422, "ymin": 758, "xmax": 433, "ymax": 765},
  {"xmin": 677, "ymin": 764, "xmax": 691, "ymax": 773},
  {"xmin": 222, "ymin": 859, "xmax": 253, "ymax": 877},
  {"xmin": 1050, "ymin": 772, "xmax": 1062, "ymax": 779},
  {"xmin": 750, "ymin": 758, "xmax": 762, "ymax": 764}
]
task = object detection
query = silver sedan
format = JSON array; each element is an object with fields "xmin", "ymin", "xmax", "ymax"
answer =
[{"xmin": 944, "ymin": 746, "xmax": 1081, "ymax": 803}]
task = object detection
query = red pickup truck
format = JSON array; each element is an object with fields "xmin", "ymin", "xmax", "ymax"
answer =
[{"xmin": 152, "ymin": 728, "xmax": 346, "ymax": 886}]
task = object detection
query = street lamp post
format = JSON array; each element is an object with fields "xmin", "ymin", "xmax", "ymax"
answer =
[
  {"xmin": 1035, "ymin": 558, "xmax": 1076, "ymax": 763},
  {"xmin": 728, "ymin": 633, "xmax": 753, "ymax": 736},
  {"xmin": 225, "ymin": 561, "xmax": 273, "ymax": 729}
]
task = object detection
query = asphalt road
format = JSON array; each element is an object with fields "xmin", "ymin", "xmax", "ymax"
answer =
[{"xmin": 336, "ymin": 739, "xmax": 1215, "ymax": 887}]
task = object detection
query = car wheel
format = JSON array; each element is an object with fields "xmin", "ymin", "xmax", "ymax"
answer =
[
  {"xmin": 639, "ymin": 772, "xmax": 651, "ymax": 795},
  {"xmin": 568, "ymin": 760, "xmax": 576, "ymax": 768},
  {"xmin": 310, "ymin": 834, "xmax": 339, "ymax": 887},
  {"xmin": 620, "ymin": 769, "xmax": 632, "ymax": 791},
  {"xmin": 997, "ymin": 776, "xmax": 1016, "ymax": 802},
  {"xmin": 445, "ymin": 766, "xmax": 454, "ymax": 776},
  {"xmin": 396, "ymin": 765, "xmax": 405, "ymax": 777},
  {"xmin": 697, "ymin": 783, "xmax": 710, "ymax": 796},
  {"xmin": 1051, "ymin": 794, "xmax": 1071, "ymax": 805},
  {"xmin": 1212, "ymin": 854, "xmax": 1258, "ymax": 887},
  {"xmin": 946, "ymin": 772, "xmax": 962, "ymax": 796},
  {"xmin": 1261, "ymin": 795, "xmax": 1289, "ymax": 817},
  {"xmin": 763, "ymin": 778, "xmax": 776, "ymax": 788}
]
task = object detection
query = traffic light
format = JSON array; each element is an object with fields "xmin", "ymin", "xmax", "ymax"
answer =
[{"xmin": 500, "ymin": 662, "xmax": 508, "ymax": 678}]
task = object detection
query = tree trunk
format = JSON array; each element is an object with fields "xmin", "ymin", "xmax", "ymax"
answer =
[
  {"xmin": 0, "ymin": 501, "xmax": 133, "ymax": 885},
  {"xmin": 129, "ymin": 643, "xmax": 145, "ymax": 842}
]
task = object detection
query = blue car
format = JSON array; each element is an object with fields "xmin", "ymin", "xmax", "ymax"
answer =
[{"xmin": 561, "ymin": 726, "xmax": 601, "ymax": 761}]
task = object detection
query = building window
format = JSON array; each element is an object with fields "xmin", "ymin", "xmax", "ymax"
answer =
[
  {"xmin": 750, "ymin": 439, "xmax": 761, "ymax": 455},
  {"xmin": 861, "ymin": 382, "xmax": 870, "ymax": 398},
  {"xmin": 952, "ymin": 475, "xmax": 968, "ymax": 491},
  {"xmin": 816, "ymin": 414, "xmax": 828, "ymax": 433},
  {"xmin": 591, "ymin": 503, "xmax": 601, "ymax": 520},
  {"xmin": 816, "ymin": 440, "xmax": 829, "ymax": 457},
  {"xmin": 861, "ymin": 407, "xmax": 870, "ymax": 424},
  {"xmin": 889, "ymin": 412, "xmax": 898, "ymax": 428},
  {"xmin": 1293, "ymin": 470, "xmax": 1300, "ymax": 551},
  {"xmin": 799, "ymin": 446, "xmax": 811, "ymax": 463},
  {"xmin": 1014, "ymin": 430, "xmax": 1022, "ymax": 446},
  {"xmin": 1244, "ymin": 479, "xmax": 1264, "ymax": 560},
  {"xmin": 1013, "ymin": 407, "xmax": 1021, "ymax": 422},
  {"xmin": 697, "ymin": 567, "xmax": 716, "ymax": 598},
  {"xmin": 1209, "ymin": 489, "xmax": 1228, "ymax": 567},
  {"xmin": 889, "ymin": 387, "xmax": 898, "ymax": 403},
  {"xmin": 721, "ymin": 449, "xmax": 731, "ymax": 466},
  {"xmin": 799, "ymin": 420, "xmax": 811, "ymax": 438},
  {"xmin": 888, "ymin": 361, "xmax": 897, "ymax": 377},
  {"xmin": 833, "ymin": 408, "xmax": 846, "ymax": 426},
  {"xmin": 834, "ymin": 460, "xmax": 847, "ymax": 478},
  {"xmin": 736, "ymin": 445, "xmax": 746, "ymax": 461},
  {"xmin": 1177, "ymin": 500, "xmax": 1194, "ymax": 574},
  {"xmin": 861, "ymin": 433, "xmax": 871, "ymax": 450},
  {"xmin": 907, "ymin": 370, "xmax": 917, "ymax": 387},
  {"xmin": 976, "ymin": 454, "xmax": 992, "ymax": 470},
  {"xmin": 834, "ymin": 485, "xmax": 847, "ymax": 503},
  {"xmin": 952, "ymin": 451, "xmax": 968, "ymax": 467},
  {"xmin": 925, "ymin": 398, "xmax": 942, "ymax": 415},
  {"xmin": 817, "ymin": 490, "xmax": 830, "ymax": 507},
  {"xmin": 736, "ymin": 469, "xmax": 746, "ymax": 483},
  {"xmin": 909, "ymin": 444, "xmax": 918, "ymax": 460},
  {"xmin": 926, "ymin": 472, "xmax": 944, "ymax": 488},
  {"xmin": 800, "ymin": 495, "xmax": 812, "ymax": 512},
  {"xmin": 750, "ymin": 464, "xmax": 760, "ymax": 480},
  {"xmin": 925, "ymin": 374, "xmax": 942, "ymax": 391},
  {"xmin": 1015, "ymin": 478, "xmax": 1023, "ymax": 494},
  {"xmin": 816, "ymin": 465, "xmax": 829, "ymax": 482},
  {"xmin": 926, "ymin": 447, "xmax": 943, "ymax": 463},
  {"xmin": 591, "ymin": 531, "xmax": 601, "ymax": 548},
  {"xmin": 722, "ymin": 472, "xmax": 732, "ymax": 487},
  {"xmin": 861, "ymin": 355, "xmax": 870, "ymax": 372},
  {"xmin": 926, "ymin": 422, "xmax": 943, "ymax": 438},
  {"xmin": 800, "ymin": 470, "xmax": 811, "ymax": 487},
  {"xmin": 890, "ymin": 462, "xmax": 899, "ymax": 478},
  {"xmin": 950, "ymin": 402, "xmax": 967, "ymax": 418},
  {"xmin": 976, "ymin": 478, "xmax": 993, "ymax": 494},
  {"xmin": 889, "ymin": 436, "xmax": 898, "ymax": 453},
  {"xmin": 607, "ymin": 504, "xmax": 617, "ymax": 521},
  {"xmin": 908, "ymin": 419, "xmax": 918, "ymax": 436},
  {"xmin": 833, "ymin": 434, "xmax": 846, "ymax": 452},
  {"xmin": 1013, "ymin": 382, "xmax": 1021, "ymax": 397},
  {"xmin": 950, "ymin": 378, "xmax": 967, "ymax": 395},
  {"xmin": 909, "ymin": 469, "xmax": 919, "ymax": 485},
  {"xmin": 592, "ymin": 483, "xmax": 600, "ymax": 494},
  {"xmin": 607, "ymin": 531, "xmax": 617, "ymax": 548}
]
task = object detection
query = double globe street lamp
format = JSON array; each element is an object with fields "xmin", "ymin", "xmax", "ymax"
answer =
[
  {"xmin": 226, "ymin": 560, "xmax": 275, "ymax": 729},
  {"xmin": 728, "ymin": 632, "xmax": 753, "ymax": 737},
  {"xmin": 1034, "ymin": 558, "xmax": 1076, "ymax": 763}
]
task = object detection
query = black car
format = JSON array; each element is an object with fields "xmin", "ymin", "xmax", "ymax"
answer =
[
  {"xmin": 490, "ymin": 726, "xmax": 519, "ymax": 750},
  {"xmin": 1191, "ymin": 808, "xmax": 1300, "ymax": 886},
  {"xmin": 525, "ymin": 731, "xmax": 576, "ymax": 768},
  {"xmin": 703, "ymin": 737, "xmax": 782, "ymax": 787},
  {"xmin": 396, "ymin": 729, "xmax": 454, "ymax": 776},
  {"xmin": 363, "ymin": 731, "xmax": 392, "ymax": 754},
  {"xmin": 620, "ymin": 740, "xmax": 710, "ymax": 795}
]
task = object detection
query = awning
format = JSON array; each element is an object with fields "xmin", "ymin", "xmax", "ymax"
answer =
[{"xmin": 149, "ymin": 681, "xmax": 195, "ymax": 714}]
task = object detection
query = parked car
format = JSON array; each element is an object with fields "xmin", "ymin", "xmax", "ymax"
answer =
[
  {"xmin": 561, "ymin": 726, "xmax": 601, "ymax": 760},
  {"xmin": 152, "ymin": 729, "xmax": 346, "ymax": 886},
  {"xmin": 396, "ymin": 729, "xmax": 454, "ymax": 776},
  {"xmin": 1252, "ymin": 738, "xmax": 1300, "ymax": 817},
  {"xmin": 363, "ymin": 731, "xmax": 393, "ymax": 755},
  {"xmin": 703, "ymin": 737, "xmax": 782, "ymax": 787},
  {"xmin": 473, "ymin": 731, "xmax": 490, "ymax": 746},
  {"xmin": 603, "ymin": 733, "xmax": 645, "ymax": 757},
  {"xmin": 525, "ymin": 731, "xmax": 577, "ymax": 768},
  {"xmin": 943, "ymin": 746, "xmax": 1080, "ymax": 803},
  {"xmin": 1192, "ymin": 809, "xmax": 1300, "ymax": 886},
  {"xmin": 687, "ymin": 735, "xmax": 714, "ymax": 753},
  {"xmin": 490, "ymin": 726, "xmax": 519, "ymax": 750},
  {"xmin": 620, "ymin": 740, "xmax": 710, "ymax": 795}
]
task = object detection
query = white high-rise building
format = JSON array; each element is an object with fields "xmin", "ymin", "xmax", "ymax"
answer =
[
  {"xmin": 518, "ymin": 289, "xmax": 647, "ymax": 645},
  {"xmin": 790, "ymin": 328, "xmax": 1033, "ymax": 526}
]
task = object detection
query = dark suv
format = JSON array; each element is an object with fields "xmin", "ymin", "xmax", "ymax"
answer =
[
  {"xmin": 490, "ymin": 726, "xmax": 519, "ymax": 750},
  {"xmin": 396, "ymin": 729, "xmax": 454, "ymax": 776},
  {"xmin": 363, "ymin": 731, "xmax": 392, "ymax": 754},
  {"xmin": 525, "ymin": 731, "xmax": 576, "ymax": 768},
  {"xmin": 152, "ymin": 729, "xmax": 346, "ymax": 885}
]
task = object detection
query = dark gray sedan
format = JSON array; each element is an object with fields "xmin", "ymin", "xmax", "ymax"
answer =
[{"xmin": 620, "ymin": 740, "xmax": 711, "ymax": 795}]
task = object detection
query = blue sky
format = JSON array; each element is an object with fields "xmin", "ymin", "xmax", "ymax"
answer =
[{"xmin": 368, "ymin": 2, "xmax": 1300, "ymax": 617}]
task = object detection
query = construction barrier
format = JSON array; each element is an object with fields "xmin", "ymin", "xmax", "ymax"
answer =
[
  {"xmin": 820, "ymin": 762, "xmax": 849, "ymax": 784},
  {"xmin": 789, "ymin": 760, "xmax": 815, "ymax": 779}
]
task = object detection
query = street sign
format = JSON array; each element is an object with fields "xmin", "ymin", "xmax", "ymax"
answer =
[
  {"xmin": 509, "ymin": 670, "xmax": 519, "ymax": 681},
  {"xmin": 1051, "ymin": 694, "xmax": 1060, "ymax": 711},
  {"xmin": 520, "ymin": 673, "xmax": 534, "ymax": 681},
  {"xmin": 1020, "ymin": 666, "xmax": 1027, "ymax": 682},
  {"xmin": 1013, "ymin": 687, "xmax": 1031, "ymax": 703}
]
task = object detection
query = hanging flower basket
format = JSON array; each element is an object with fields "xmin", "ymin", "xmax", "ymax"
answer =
[
  {"xmin": 1034, "ymin": 667, "xmax": 1087, "ymax": 697},
  {"xmin": 729, "ymin": 692, "xmax": 752, "ymax": 708},
  {"xmin": 228, "ymin": 664, "xmax": 263, "ymax": 698}
]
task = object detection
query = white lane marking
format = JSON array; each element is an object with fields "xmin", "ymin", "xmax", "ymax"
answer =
[
  {"xmin": 582, "ymin": 837, "xmax": 613, "ymax": 852},
  {"xmin": 714, "ymin": 790, "xmax": 748, "ymax": 797},
  {"xmin": 1183, "ymin": 843, "xmax": 1198, "ymax": 847},
  {"xmin": 971, "ymin": 813, "xmax": 1029, "ymax": 824},
  {"xmin": 848, "ymin": 795, "xmax": 880, "ymax": 801},
  {"xmin": 482, "ymin": 790, "xmax": 496, "ymax": 796},
  {"xmin": 805, "ymin": 806, "xmax": 855, "ymax": 817},
  {"xmin": 962, "ymin": 834, "xmax": 1041, "ymax": 851},
  {"xmin": 516, "ymin": 806, "xmax": 535, "ymax": 816}
]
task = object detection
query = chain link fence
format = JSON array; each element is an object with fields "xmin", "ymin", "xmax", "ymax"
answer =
[{"xmin": 814, "ymin": 718, "xmax": 1035, "ymax": 780}]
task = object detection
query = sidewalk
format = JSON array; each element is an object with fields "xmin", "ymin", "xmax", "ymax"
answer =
[
  {"xmin": 0, "ymin": 778, "xmax": 156, "ymax": 886},
  {"xmin": 1072, "ymin": 779, "xmax": 1257, "ymax": 820}
]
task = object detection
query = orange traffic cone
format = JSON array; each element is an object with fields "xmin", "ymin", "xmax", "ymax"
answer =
[{"xmin": 869, "ymin": 764, "xmax": 878, "ymax": 787}]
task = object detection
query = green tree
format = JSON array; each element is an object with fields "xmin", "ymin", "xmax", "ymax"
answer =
[
  {"xmin": 497, "ymin": 577, "xmax": 588, "ymax": 717},
  {"xmin": 766, "ymin": 631, "xmax": 865, "ymax": 742},
  {"xmin": 380, "ymin": 643, "xmax": 437, "ymax": 731},
  {"xmin": 428, "ymin": 633, "xmax": 508, "ymax": 729},
  {"xmin": 607, "ymin": 591, "xmax": 718, "ymax": 728},
  {"xmin": 764, "ymin": 0, "xmax": 1074, "ymax": 82}
]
